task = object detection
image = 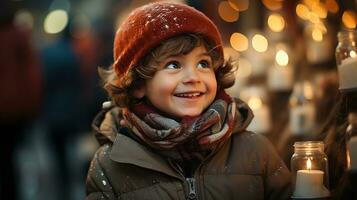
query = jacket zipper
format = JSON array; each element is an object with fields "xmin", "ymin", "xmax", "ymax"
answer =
[
  {"xmin": 167, "ymin": 159, "xmax": 200, "ymax": 200},
  {"xmin": 186, "ymin": 177, "xmax": 197, "ymax": 200}
]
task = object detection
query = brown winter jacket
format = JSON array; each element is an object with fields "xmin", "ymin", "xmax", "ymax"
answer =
[{"xmin": 86, "ymin": 101, "xmax": 292, "ymax": 200}]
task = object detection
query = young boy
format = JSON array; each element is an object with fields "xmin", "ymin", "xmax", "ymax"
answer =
[{"xmin": 86, "ymin": 2, "xmax": 291, "ymax": 199}]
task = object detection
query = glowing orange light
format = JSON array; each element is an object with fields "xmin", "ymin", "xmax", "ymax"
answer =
[
  {"xmin": 342, "ymin": 10, "xmax": 357, "ymax": 29},
  {"xmin": 307, "ymin": 158, "xmax": 312, "ymax": 170},
  {"xmin": 218, "ymin": 1, "xmax": 239, "ymax": 22}
]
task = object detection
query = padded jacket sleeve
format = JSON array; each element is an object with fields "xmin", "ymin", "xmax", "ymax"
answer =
[
  {"xmin": 259, "ymin": 135, "xmax": 292, "ymax": 200},
  {"xmin": 86, "ymin": 145, "xmax": 116, "ymax": 200}
]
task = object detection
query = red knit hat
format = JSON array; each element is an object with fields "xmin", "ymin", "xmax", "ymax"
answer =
[{"xmin": 113, "ymin": 2, "xmax": 224, "ymax": 80}]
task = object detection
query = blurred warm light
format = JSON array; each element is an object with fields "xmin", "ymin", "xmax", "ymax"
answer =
[
  {"xmin": 326, "ymin": 0, "xmax": 339, "ymax": 14},
  {"xmin": 312, "ymin": 28, "xmax": 323, "ymax": 41},
  {"xmin": 262, "ymin": 0, "xmax": 283, "ymax": 11},
  {"xmin": 315, "ymin": 22, "xmax": 327, "ymax": 33},
  {"xmin": 218, "ymin": 1, "xmax": 239, "ymax": 22},
  {"xmin": 311, "ymin": 3, "xmax": 327, "ymax": 19},
  {"xmin": 230, "ymin": 32, "xmax": 248, "ymax": 52},
  {"xmin": 14, "ymin": 10, "xmax": 34, "ymax": 30},
  {"xmin": 268, "ymin": 14, "xmax": 285, "ymax": 32},
  {"xmin": 304, "ymin": 82, "xmax": 314, "ymax": 100},
  {"xmin": 350, "ymin": 50, "xmax": 357, "ymax": 58},
  {"xmin": 237, "ymin": 58, "xmax": 252, "ymax": 78},
  {"xmin": 248, "ymin": 97, "xmax": 263, "ymax": 110},
  {"xmin": 308, "ymin": 12, "xmax": 320, "ymax": 24},
  {"xmin": 252, "ymin": 34, "xmax": 268, "ymax": 53},
  {"xmin": 228, "ymin": 0, "xmax": 249, "ymax": 11},
  {"xmin": 303, "ymin": 0, "xmax": 319, "ymax": 9},
  {"xmin": 342, "ymin": 10, "xmax": 357, "ymax": 29},
  {"xmin": 296, "ymin": 4, "xmax": 309, "ymax": 20},
  {"xmin": 44, "ymin": 9, "xmax": 68, "ymax": 34},
  {"xmin": 307, "ymin": 158, "xmax": 312, "ymax": 170},
  {"xmin": 276, "ymin": 50, "xmax": 289, "ymax": 66},
  {"xmin": 347, "ymin": 148, "xmax": 351, "ymax": 169}
]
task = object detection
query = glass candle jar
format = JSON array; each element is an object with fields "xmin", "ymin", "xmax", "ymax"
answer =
[
  {"xmin": 335, "ymin": 30, "xmax": 357, "ymax": 92},
  {"xmin": 291, "ymin": 141, "xmax": 330, "ymax": 199}
]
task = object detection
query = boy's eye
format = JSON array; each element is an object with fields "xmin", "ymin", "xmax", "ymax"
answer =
[
  {"xmin": 197, "ymin": 60, "xmax": 211, "ymax": 69},
  {"xmin": 165, "ymin": 61, "xmax": 180, "ymax": 69}
]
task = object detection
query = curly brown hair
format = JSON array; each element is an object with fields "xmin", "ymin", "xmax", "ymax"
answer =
[{"xmin": 100, "ymin": 34, "xmax": 236, "ymax": 109}]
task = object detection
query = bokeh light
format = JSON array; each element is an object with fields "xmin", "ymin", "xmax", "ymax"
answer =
[
  {"xmin": 308, "ymin": 12, "xmax": 320, "ymax": 24},
  {"xmin": 311, "ymin": 3, "xmax": 327, "ymax": 19},
  {"xmin": 252, "ymin": 34, "xmax": 268, "ymax": 53},
  {"xmin": 218, "ymin": 1, "xmax": 239, "ymax": 22},
  {"xmin": 262, "ymin": 0, "xmax": 283, "ymax": 11},
  {"xmin": 230, "ymin": 32, "xmax": 249, "ymax": 52},
  {"xmin": 342, "ymin": 10, "xmax": 357, "ymax": 29},
  {"xmin": 44, "ymin": 9, "xmax": 69, "ymax": 34},
  {"xmin": 268, "ymin": 14, "xmax": 285, "ymax": 32},
  {"xmin": 248, "ymin": 97, "xmax": 263, "ymax": 110},
  {"xmin": 326, "ymin": 0, "xmax": 339, "ymax": 14},
  {"xmin": 276, "ymin": 50, "xmax": 289, "ymax": 66},
  {"xmin": 296, "ymin": 3, "xmax": 309, "ymax": 20},
  {"xmin": 303, "ymin": 82, "xmax": 314, "ymax": 100},
  {"xmin": 312, "ymin": 28, "xmax": 323, "ymax": 41},
  {"xmin": 228, "ymin": 0, "xmax": 249, "ymax": 11}
]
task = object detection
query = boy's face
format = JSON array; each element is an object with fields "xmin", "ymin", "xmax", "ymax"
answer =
[{"xmin": 142, "ymin": 45, "xmax": 217, "ymax": 118}]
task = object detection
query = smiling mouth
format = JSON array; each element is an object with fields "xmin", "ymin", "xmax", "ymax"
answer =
[{"xmin": 173, "ymin": 92, "xmax": 203, "ymax": 98}]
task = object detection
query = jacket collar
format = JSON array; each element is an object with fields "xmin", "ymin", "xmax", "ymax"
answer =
[
  {"xmin": 91, "ymin": 98, "xmax": 253, "ymax": 179},
  {"xmin": 92, "ymin": 105, "xmax": 182, "ymax": 179},
  {"xmin": 110, "ymin": 133, "xmax": 182, "ymax": 180}
]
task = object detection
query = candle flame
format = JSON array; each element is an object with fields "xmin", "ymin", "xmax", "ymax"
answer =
[
  {"xmin": 307, "ymin": 158, "xmax": 312, "ymax": 170},
  {"xmin": 347, "ymin": 149, "xmax": 351, "ymax": 169}
]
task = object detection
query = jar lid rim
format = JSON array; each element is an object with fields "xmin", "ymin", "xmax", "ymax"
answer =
[{"xmin": 293, "ymin": 141, "xmax": 324, "ymax": 148}]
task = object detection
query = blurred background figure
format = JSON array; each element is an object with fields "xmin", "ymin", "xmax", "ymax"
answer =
[
  {"xmin": 0, "ymin": 1, "xmax": 42, "ymax": 200},
  {"xmin": 39, "ymin": 15, "xmax": 82, "ymax": 200}
]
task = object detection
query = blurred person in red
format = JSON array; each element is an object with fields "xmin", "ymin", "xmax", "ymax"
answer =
[{"xmin": 0, "ymin": 1, "xmax": 42, "ymax": 200}]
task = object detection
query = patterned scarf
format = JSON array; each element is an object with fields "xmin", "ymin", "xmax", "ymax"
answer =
[{"xmin": 123, "ymin": 91, "xmax": 242, "ymax": 160}]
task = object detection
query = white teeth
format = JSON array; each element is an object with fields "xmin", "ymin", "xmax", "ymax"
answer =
[{"xmin": 175, "ymin": 92, "xmax": 201, "ymax": 97}]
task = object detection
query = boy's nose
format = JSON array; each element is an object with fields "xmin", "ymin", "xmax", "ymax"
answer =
[{"xmin": 182, "ymin": 65, "xmax": 201, "ymax": 83}]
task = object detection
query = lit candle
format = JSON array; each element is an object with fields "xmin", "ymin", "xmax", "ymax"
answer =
[
  {"xmin": 338, "ymin": 56, "xmax": 357, "ymax": 91},
  {"xmin": 293, "ymin": 158, "xmax": 330, "ymax": 198}
]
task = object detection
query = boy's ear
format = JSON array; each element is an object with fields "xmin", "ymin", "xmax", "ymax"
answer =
[{"xmin": 132, "ymin": 85, "xmax": 146, "ymax": 98}]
